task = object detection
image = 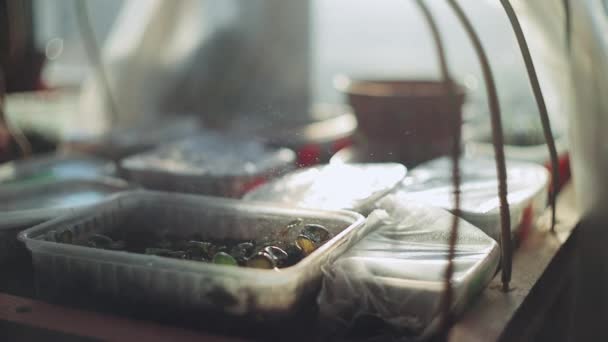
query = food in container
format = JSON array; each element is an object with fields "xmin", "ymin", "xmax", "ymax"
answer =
[
  {"xmin": 120, "ymin": 133, "xmax": 296, "ymax": 197},
  {"xmin": 243, "ymin": 163, "xmax": 407, "ymax": 215},
  {"xmin": 59, "ymin": 221, "xmax": 333, "ymax": 269},
  {"xmin": 393, "ymin": 157, "xmax": 549, "ymax": 242},
  {"xmin": 318, "ymin": 196, "xmax": 500, "ymax": 339},
  {"xmin": 18, "ymin": 190, "xmax": 366, "ymax": 317}
]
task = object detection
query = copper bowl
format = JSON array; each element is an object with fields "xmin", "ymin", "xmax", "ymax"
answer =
[{"xmin": 336, "ymin": 77, "xmax": 466, "ymax": 162}]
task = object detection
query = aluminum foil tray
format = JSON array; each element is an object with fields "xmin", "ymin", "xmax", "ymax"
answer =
[
  {"xmin": 120, "ymin": 134, "xmax": 296, "ymax": 198},
  {"xmin": 0, "ymin": 178, "xmax": 130, "ymax": 263},
  {"xmin": 19, "ymin": 191, "xmax": 365, "ymax": 317},
  {"xmin": 244, "ymin": 163, "xmax": 407, "ymax": 215},
  {"xmin": 394, "ymin": 157, "xmax": 549, "ymax": 241},
  {"xmin": 318, "ymin": 196, "xmax": 500, "ymax": 339}
]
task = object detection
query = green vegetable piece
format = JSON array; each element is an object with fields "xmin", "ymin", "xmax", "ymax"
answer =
[
  {"xmin": 213, "ymin": 252, "xmax": 238, "ymax": 266},
  {"xmin": 301, "ymin": 224, "xmax": 331, "ymax": 243}
]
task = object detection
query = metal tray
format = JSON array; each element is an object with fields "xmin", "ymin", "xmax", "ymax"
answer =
[
  {"xmin": 18, "ymin": 191, "xmax": 365, "ymax": 317},
  {"xmin": 244, "ymin": 163, "xmax": 407, "ymax": 215},
  {"xmin": 0, "ymin": 178, "xmax": 130, "ymax": 264},
  {"xmin": 120, "ymin": 134, "xmax": 296, "ymax": 198},
  {"xmin": 0, "ymin": 153, "xmax": 115, "ymax": 186}
]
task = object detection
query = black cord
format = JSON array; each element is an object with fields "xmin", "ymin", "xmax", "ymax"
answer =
[
  {"xmin": 499, "ymin": 0, "xmax": 559, "ymax": 233},
  {"xmin": 413, "ymin": 0, "xmax": 462, "ymax": 332},
  {"xmin": 446, "ymin": 0, "xmax": 512, "ymax": 292}
]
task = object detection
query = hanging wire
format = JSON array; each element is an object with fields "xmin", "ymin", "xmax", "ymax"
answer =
[
  {"xmin": 499, "ymin": 0, "xmax": 559, "ymax": 233},
  {"xmin": 74, "ymin": 0, "xmax": 119, "ymax": 126},
  {"xmin": 413, "ymin": 0, "xmax": 462, "ymax": 331},
  {"xmin": 446, "ymin": 0, "xmax": 512, "ymax": 292}
]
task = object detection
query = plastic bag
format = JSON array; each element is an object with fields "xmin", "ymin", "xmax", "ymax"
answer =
[{"xmin": 318, "ymin": 195, "xmax": 499, "ymax": 340}]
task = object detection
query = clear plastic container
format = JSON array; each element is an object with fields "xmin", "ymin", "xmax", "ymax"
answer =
[
  {"xmin": 394, "ymin": 157, "xmax": 549, "ymax": 242},
  {"xmin": 18, "ymin": 190, "xmax": 366, "ymax": 317},
  {"xmin": 318, "ymin": 196, "xmax": 500, "ymax": 339},
  {"xmin": 0, "ymin": 178, "xmax": 130, "ymax": 263},
  {"xmin": 120, "ymin": 134, "xmax": 296, "ymax": 198},
  {"xmin": 464, "ymin": 123, "xmax": 568, "ymax": 165},
  {"xmin": 0, "ymin": 153, "xmax": 115, "ymax": 186},
  {"xmin": 243, "ymin": 163, "xmax": 407, "ymax": 215}
]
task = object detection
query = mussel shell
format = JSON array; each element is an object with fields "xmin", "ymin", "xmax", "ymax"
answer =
[
  {"xmin": 283, "ymin": 244, "xmax": 304, "ymax": 267},
  {"xmin": 186, "ymin": 241, "xmax": 215, "ymax": 259},
  {"xmin": 246, "ymin": 252, "xmax": 277, "ymax": 269},
  {"xmin": 295, "ymin": 235, "xmax": 317, "ymax": 256},
  {"xmin": 87, "ymin": 234, "xmax": 114, "ymax": 248},
  {"xmin": 231, "ymin": 242, "xmax": 255, "ymax": 265},
  {"xmin": 300, "ymin": 224, "xmax": 331, "ymax": 243},
  {"xmin": 264, "ymin": 246, "xmax": 288, "ymax": 266}
]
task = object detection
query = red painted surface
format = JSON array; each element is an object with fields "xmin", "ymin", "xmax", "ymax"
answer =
[
  {"xmin": 0, "ymin": 293, "xmax": 242, "ymax": 342},
  {"xmin": 297, "ymin": 144, "xmax": 322, "ymax": 167},
  {"xmin": 241, "ymin": 176, "xmax": 268, "ymax": 195},
  {"xmin": 517, "ymin": 205, "xmax": 534, "ymax": 243},
  {"xmin": 332, "ymin": 137, "xmax": 353, "ymax": 155},
  {"xmin": 545, "ymin": 154, "xmax": 571, "ymax": 194}
]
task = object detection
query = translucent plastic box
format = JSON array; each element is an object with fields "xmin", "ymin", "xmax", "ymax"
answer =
[
  {"xmin": 120, "ymin": 134, "xmax": 296, "ymax": 198},
  {"xmin": 19, "ymin": 191, "xmax": 365, "ymax": 317},
  {"xmin": 0, "ymin": 178, "xmax": 130, "ymax": 263}
]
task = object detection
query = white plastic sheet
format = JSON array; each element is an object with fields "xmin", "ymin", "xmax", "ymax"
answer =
[
  {"xmin": 395, "ymin": 157, "xmax": 549, "ymax": 241},
  {"xmin": 243, "ymin": 163, "xmax": 407, "ymax": 215},
  {"xmin": 318, "ymin": 196, "xmax": 499, "ymax": 340}
]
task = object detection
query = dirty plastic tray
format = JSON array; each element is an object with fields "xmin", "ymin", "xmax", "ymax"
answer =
[
  {"xmin": 244, "ymin": 163, "xmax": 407, "ymax": 215},
  {"xmin": 318, "ymin": 196, "xmax": 500, "ymax": 339},
  {"xmin": 63, "ymin": 116, "xmax": 202, "ymax": 161},
  {"xmin": 120, "ymin": 134, "xmax": 296, "ymax": 198},
  {"xmin": 18, "ymin": 191, "xmax": 365, "ymax": 317},
  {"xmin": 393, "ymin": 157, "xmax": 549, "ymax": 242},
  {"xmin": 0, "ymin": 178, "xmax": 130, "ymax": 263},
  {"xmin": 0, "ymin": 153, "xmax": 115, "ymax": 186}
]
